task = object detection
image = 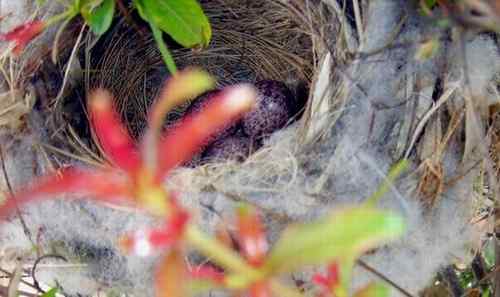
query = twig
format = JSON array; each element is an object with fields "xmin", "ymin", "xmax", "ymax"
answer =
[
  {"xmin": 39, "ymin": 142, "xmax": 104, "ymax": 168},
  {"xmin": 31, "ymin": 254, "xmax": 68, "ymax": 294},
  {"xmin": 357, "ymin": 259, "xmax": 415, "ymax": 297},
  {"xmin": 0, "ymin": 284, "xmax": 39, "ymax": 297},
  {"xmin": 0, "ymin": 267, "xmax": 38, "ymax": 291},
  {"xmin": 53, "ymin": 23, "xmax": 86, "ymax": 107},
  {"xmin": 7, "ymin": 262, "xmax": 23, "ymax": 297},
  {"xmin": 0, "ymin": 144, "xmax": 33, "ymax": 245},
  {"xmin": 352, "ymin": 0, "xmax": 364, "ymax": 48},
  {"xmin": 404, "ymin": 84, "xmax": 458, "ymax": 159}
]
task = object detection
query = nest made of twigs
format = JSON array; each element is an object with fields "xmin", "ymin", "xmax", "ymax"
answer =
[{"xmin": 88, "ymin": 0, "xmax": 325, "ymax": 140}]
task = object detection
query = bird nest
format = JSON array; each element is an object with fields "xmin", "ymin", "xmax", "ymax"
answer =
[
  {"xmin": 85, "ymin": 0, "xmax": 327, "ymax": 140},
  {"xmin": 4, "ymin": 1, "xmax": 500, "ymax": 296},
  {"xmin": 31, "ymin": 0, "xmax": 333, "ymax": 169}
]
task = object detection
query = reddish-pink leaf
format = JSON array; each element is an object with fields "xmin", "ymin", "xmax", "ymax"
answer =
[
  {"xmin": 250, "ymin": 281, "xmax": 272, "ymax": 297},
  {"xmin": 155, "ymin": 250, "xmax": 188, "ymax": 297},
  {"xmin": 89, "ymin": 89, "xmax": 141, "ymax": 175},
  {"xmin": 189, "ymin": 265, "xmax": 225, "ymax": 284},
  {"xmin": 155, "ymin": 84, "xmax": 256, "ymax": 181},
  {"xmin": 312, "ymin": 274, "xmax": 331, "ymax": 291},
  {"xmin": 0, "ymin": 20, "xmax": 45, "ymax": 55},
  {"xmin": 312, "ymin": 262, "xmax": 340, "ymax": 297},
  {"xmin": 236, "ymin": 206, "xmax": 268, "ymax": 266},
  {"xmin": 148, "ymin": 69, "xmax": 214, "ymax": 134},
  {"xmin": 141, "ymin": 69, "xmax": 214, "ymax": 175},
  {"xmin": 0, "ymin": 168, "xmax": 134, "ymax": 220},
  {"xmin": 120, "ymin": 202, "xmax": 190, "ymax": 256},
  {"xmin": 147, "ymin": 208, "xmax": 190, "ymax": 247}
]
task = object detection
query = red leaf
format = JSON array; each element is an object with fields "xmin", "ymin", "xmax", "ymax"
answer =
[
  {"xmin": 236, "ymin": 206, "xmax": 268, "ymax": 266},
  {"xmin": 326, "ymin": 263, "xmax": 339, "ymax": 286},
  {"xmin": 149, "ymin": 208, "xmax": 190, "ymax": 246},
  {"xmin": 120, "ymin": 203, "xmax": 190, "ymax": 256},
  {"xmin": 250, "ymin": 281, "xmax": 272, "ymax": 297},
  {"xmin": 189, "ymin": 264, "xmax": 225, "ymax": 284},
  {"xmin": 89, "ymin": 89, "xmax": 141, "ymax": 175},
  {"xmin": 312, "ymin": 274, "xmax": 331, "ymax": 290},
  {"xmin": 155, "ymin": 84, "xmax": 256, "ymax": 181},
  {"xmin": 0, "ymin": 168, "xmax": 134, "ymax": 220},
  {"xmin": 312, "ymin": 262, "xmax": 340, "ymax": 297},
  {"xmin": 155, "ymin": 250, "xmax": 189, "ymax": 297},
  {"xmin": 0, "ymin": 20, "xmax": 45, "ymax": 55}
]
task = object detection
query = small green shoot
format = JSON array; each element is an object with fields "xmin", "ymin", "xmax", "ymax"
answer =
[
  {"xmin": 41, "ymin": 288, "xmax": 58, "ymax": 297},
  {"xmin": 364, "ymin": 159, "xmax": 408, "ymax": 207}
]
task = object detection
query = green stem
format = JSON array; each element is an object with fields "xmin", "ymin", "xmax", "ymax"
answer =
[
  {"xmin": 364, "ymin": 159, "xmax": 408, "ymax": 207},
  {"xmin": 149, "ymin": 23, "xmax": 177, "ymax": 74},
  {"xmin": 185, "ymin": 224, "xmax": 259, "ymax": 278},
  {"xmin": 44, "ymin": 9, "xmax": 76, "ymax": 28}
]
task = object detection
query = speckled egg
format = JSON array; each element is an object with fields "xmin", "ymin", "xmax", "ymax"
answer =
[
  {"xmin": 203, "ymin": 135, "xmax": 253, "ymax": 163},
  {"xmin": 186, "ymin": 90, "xmax": 240, "ymax": 145},
  {"xmin": 242, "ymin": 80, "xmax": 295, "ymax": 138}
]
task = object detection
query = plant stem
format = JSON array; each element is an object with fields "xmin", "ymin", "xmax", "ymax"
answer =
[
  {"xmin": 150, "ymin": 23, "xmax": 177, "ymax": 74},
  {"xmin": 185, "ymin": 224, "xmax": 259, "ymax": 278},
  {"xmin": 44, "ymin": 9, "xmax": 75, "ymax": 28},
  {"xmin": 364, "ymin": 159, "xmax": 408, "ymax": 207}
]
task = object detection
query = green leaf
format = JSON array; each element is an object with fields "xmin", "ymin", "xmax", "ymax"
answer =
[
  {"xmin": 353, "ymin": 283, "xmax": 390, "ymax": 297},
  {"xmin": 423, "ymin": 0, "xmax": 438, "ymax": 9},
  {"xmin": 138, "ymin": 0, "xmax": 211, "ymax": 48},
  {"xmin": 482, "ymin": 287, "xmax": 491, "ymax": 297},
  {"xmin": 262, "ymin": 207, "xmax": 405, "ymax": 274},
  {"xmin": 41, "ymin": 288, "xmax": 58, "ymax": 297},
  {"xmin": 81, "ymin": 0, "xmax": 115, "ymax": 35}
]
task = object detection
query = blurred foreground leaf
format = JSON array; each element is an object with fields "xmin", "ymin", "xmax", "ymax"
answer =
[
  {"xmin": 353, "ymin": 283, "xmax": 390, "ymax": 297},
  {"xmin": 263, "ymin": 207, "xmax": 405, "ymax": 273},
  {"xmin": 155, "ymin": 250, "xmax": 189, "ymax": 297}
]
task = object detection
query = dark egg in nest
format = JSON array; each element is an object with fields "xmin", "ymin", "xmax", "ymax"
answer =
[
  {"xmin": 186, "ymin": 90, "xmax": 240, "ymax": 145},
  {"xmin": 203, "ymin": 135, "xmax": 253, "ymax": 163},
  {"xmin": 183, "ymin": 80, "xmax": 299, "ymax": 167},
  {"xmin": 242, "ymin": 80, "xmax": 295, "ymax": 139}
]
